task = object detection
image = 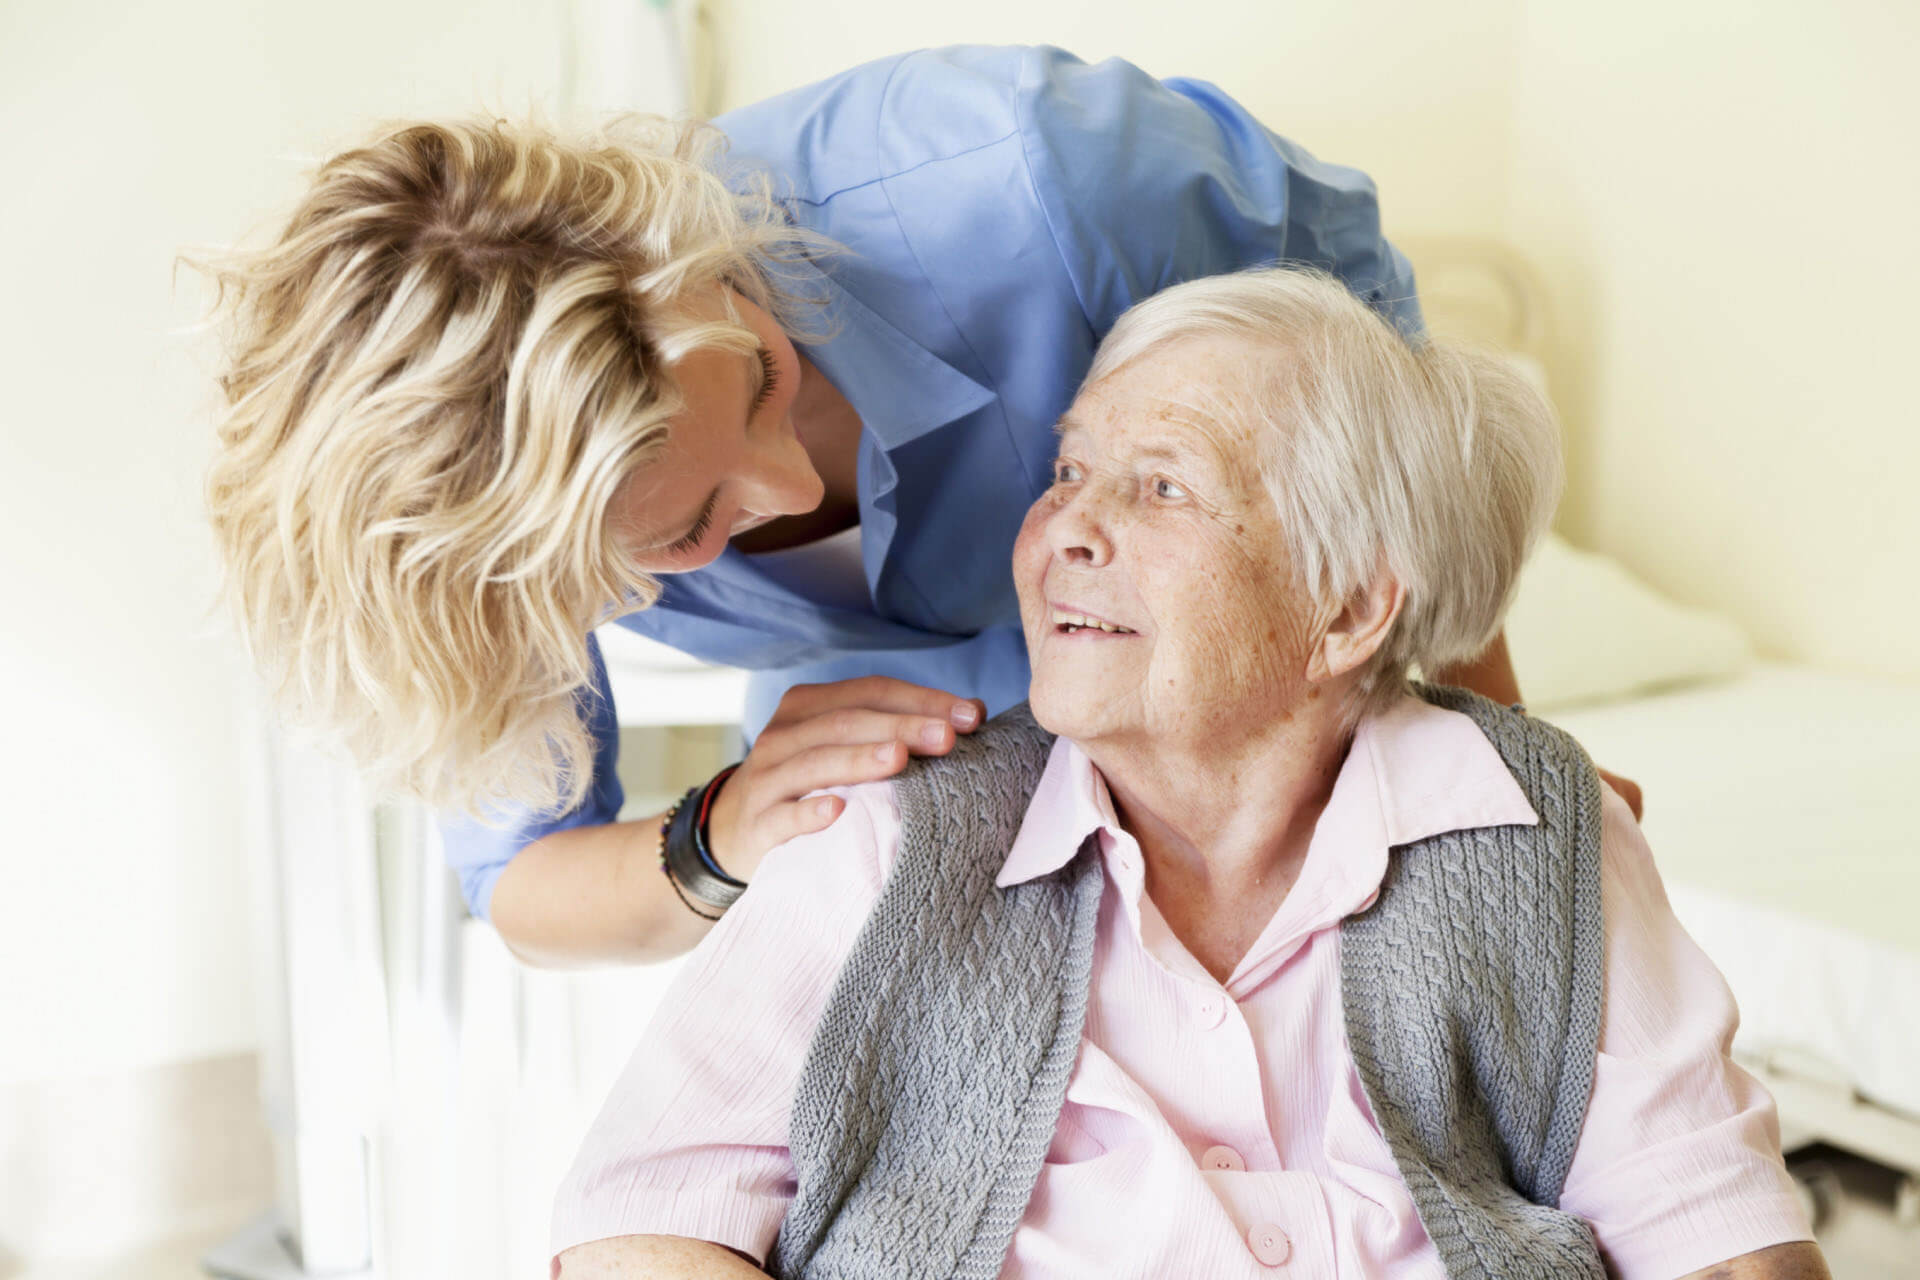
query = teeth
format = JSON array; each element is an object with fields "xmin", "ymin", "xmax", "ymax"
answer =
[{"xmin": 1052, "ymin": 610, "xmax": 1133, "ymax": 634}]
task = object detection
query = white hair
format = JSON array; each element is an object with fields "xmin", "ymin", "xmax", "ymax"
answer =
[{"xmin": 1089, "ymin": 266, "xmax": 1564, "ymax": 722}]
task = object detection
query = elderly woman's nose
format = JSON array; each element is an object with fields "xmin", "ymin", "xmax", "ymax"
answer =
[{"xmin": 1045, "ymin": 481, "xmax": 1117, "ymax": 565}]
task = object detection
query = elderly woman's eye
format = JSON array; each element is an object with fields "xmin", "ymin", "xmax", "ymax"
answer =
[
  {"xmin": 1152, "ymin": 477, "xmax": 1188, "ymax": 500},
  {"xmin": 1052, "ymin": 461, "xmax": 1083, "ymax": 486}
]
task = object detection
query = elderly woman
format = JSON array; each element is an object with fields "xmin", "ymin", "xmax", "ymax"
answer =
[{"xmin": 550, "ymin": 269, "xmax": 1822, "ymax": 1280}]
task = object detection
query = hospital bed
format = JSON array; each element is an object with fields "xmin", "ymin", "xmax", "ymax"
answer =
[{"xmin": 1551, "ymin": 666, "xmax": 1920, "ymax": 1209}]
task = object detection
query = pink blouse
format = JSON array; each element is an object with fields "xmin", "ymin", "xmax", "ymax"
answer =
[{"xmin": 553, "ymin": 696, "xmax": 1811, "ymax": 1277}]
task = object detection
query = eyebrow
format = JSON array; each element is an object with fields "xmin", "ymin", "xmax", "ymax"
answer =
[
  {"xmin": 1053, "ymin": 413, "xmax": 1227, "ymax": 470},
  {"xmin": 1131, "ymin": 438, "xmax": 1210, "ymax": 463}
]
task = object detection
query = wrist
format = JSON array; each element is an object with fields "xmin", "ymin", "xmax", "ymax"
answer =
[
  {"xmin": 692, "ymin": 763, "xmax": 742, "ymax": 878},
  {"xmin": 659, "ymin": 764, "xmax": 747, "ymax": 919}
]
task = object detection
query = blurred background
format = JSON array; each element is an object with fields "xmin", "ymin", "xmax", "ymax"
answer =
[{"xmin": 2, "ymin": 0, "xmax": 1915, "ymax": 1277}]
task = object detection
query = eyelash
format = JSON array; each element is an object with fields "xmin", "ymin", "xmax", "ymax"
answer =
[
  {"xmin": 668, "ymin": 500, "xmax": 715, "ymax": 554},
  {"xmin": 750, "ymin": 347, "xmax": 780, "ymax": 413},
  {"xmin": 665, "ymin": 350, "xmax": 777, "ymax": 556}
]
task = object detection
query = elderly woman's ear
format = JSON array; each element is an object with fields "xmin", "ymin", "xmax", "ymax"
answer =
[{"xmin": 1307, "ymin": 564, "xmax": 1406, "ymax": 684}]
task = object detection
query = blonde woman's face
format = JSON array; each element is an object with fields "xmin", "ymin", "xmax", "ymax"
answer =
[{"xmin": 611, "ymin": 289, "xmax": 822, "ymax": 572}]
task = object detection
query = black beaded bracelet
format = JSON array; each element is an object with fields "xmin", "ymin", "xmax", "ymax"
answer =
[{"xmin": 659, "ymin": 765, "xmax": 746, "ymax": 917}]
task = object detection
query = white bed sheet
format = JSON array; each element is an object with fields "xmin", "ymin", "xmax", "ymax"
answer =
[{"xmin": 1550, "ymin": 664, "xmax": 1920, "ymax": 1119}]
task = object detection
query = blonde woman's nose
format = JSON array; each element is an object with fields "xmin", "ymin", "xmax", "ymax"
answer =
[{"xmin": 743, "ymin": 430, "xmax": 826, "ymax": 517}]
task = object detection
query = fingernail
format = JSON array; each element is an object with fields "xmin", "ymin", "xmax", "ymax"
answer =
[
  {"xmin": 874, "ymin": 742, "xmax": 898, "ymax": 763},
  {"xmin": 817, "ymin": 798, "xmax": 837, "ymax": 818},
  {"xmin": 921, "ymin": 721, "xmax": 947, "ymax": 749},
  {"xmin": 951, "ymin": 703, "xmax": 981, "ymax": 729}
]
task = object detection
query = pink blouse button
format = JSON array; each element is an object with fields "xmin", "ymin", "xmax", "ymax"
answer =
[
  {"xmin": 1192, "ymin": 992, "xmax": 1228, "ymax": 1029},
  {"xmin": 1248, "ymin": 1223, "xmax": 1292, "ymax": 1267},
  {"xmin": 1199, "ymin": 1144, "xmax": 1245, "ymax": 1172}
]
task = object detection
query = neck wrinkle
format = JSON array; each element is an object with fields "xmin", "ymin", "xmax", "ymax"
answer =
[{"xmin": 1083, "ymin": 709, "xmax": 1352, "ymax": 977}]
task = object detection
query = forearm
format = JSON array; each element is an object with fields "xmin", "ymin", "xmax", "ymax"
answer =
[
  {"xmin": 556, "ymin": 1235, "xmax": 767, "ymax": 1279},
  {"xmin": 489, "ymin": 812, "xmax": 714, "ymax": 967},
  {"xmin": 487, "ymin": 677, "xmax": 980, "ymax": 968},
  {"xmin": 1678, "ymin": 1240, "xmax": 1831, "ymax": 1279},
  {"xmin": 1431, "ymin": 628, "xmax": 1523, "ymax": 707}
]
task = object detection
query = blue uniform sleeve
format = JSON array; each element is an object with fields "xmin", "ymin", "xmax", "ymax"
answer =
[
  {"xmin": 437, "ymin": 631, "xmax": 627, "ymax": 922},
  {"xmin": 1013, "ymin": 47, "xmax": 1423, "ymax": 340}
]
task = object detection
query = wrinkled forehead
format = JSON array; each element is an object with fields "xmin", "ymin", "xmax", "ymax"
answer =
[{"xmin": 1063, "ymin": 335, "xmax": 1285, "ymax": 475}]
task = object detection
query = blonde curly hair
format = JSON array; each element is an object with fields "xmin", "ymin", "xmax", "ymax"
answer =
[{"xmin": 196, "ymin": 115, "xmax": 825, "ymax": 818}]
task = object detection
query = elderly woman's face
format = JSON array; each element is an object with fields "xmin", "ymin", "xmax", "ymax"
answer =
[{"xmin": 1014, "ymin": 337, "xmax": 1321, "ymax": 748}]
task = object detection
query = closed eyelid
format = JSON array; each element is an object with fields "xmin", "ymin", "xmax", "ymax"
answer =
[
  {"xmin": 663, "ymin": 488, "xmax": 719, "ymax": 552},
  {"xmin": 748, "ymin": 346, "xmax": 779, "ymax": 412}
]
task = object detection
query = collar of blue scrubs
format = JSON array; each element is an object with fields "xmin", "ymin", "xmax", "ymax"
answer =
[
  {"xmin": 783, "ymin": 255, "xmax": 997, "ymax": 453},
  {"xmin": 763, "ymin": 254, "xmax": 999, "ymax": 610}
]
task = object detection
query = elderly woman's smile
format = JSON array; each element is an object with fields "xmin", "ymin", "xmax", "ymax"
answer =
[
  {"xmin": 1013, "ymin": 335, "xmax": 1317, "ymax": 755},
  {"xmin": 1046, "ymin": 608, "xmax": 1136, "ymax": 636}
]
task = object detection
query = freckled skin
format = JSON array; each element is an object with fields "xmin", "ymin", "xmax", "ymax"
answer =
[
  {"xmin": 1010, "ymin": 337, "xmax": 1374, "ymax": 980},
  {"xmin": 1013, "ymin": 342, "xmax": 1322, "ymax": 762}
]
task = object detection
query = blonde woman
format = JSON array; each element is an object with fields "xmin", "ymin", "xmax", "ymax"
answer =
[{"xmin": 205, "ymin": 45, "xmax": 1621, "ymax": 966}]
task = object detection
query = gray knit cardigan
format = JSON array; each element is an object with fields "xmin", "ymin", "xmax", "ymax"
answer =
[{"xmin": 770, "ymin": 686, "xmax": 1606, "ymax": 1279}]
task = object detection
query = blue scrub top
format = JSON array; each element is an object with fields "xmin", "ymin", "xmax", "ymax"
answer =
[{"xmin": 444, "ymin": 44, "xmax": 1423, "ymax": 920}]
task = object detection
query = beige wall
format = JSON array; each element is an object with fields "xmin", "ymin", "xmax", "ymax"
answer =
[
  {"xmin": 711, "ymin": 0, "xmax": 1522, "ymax": 236},
  {"xmin": 1507, "ymin": 0, "xmax": 1920, "ymax": 678},
  {"xmin": 0, "ymin": 1, "xmax": 572, "ymax": 1087}
]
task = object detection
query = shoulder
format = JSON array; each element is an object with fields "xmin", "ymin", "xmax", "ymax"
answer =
[
  {"xmin": 679, "ymin": 776, "xmax": 906, "ymax": 1008},
  {"xmin": 875, "ymin": 44, "xmax": 1223, "ymax": 180},
  {"xmin": 713, "ymin": 45, "xmax": 1057, "ymax": 206},
  {"xmin": 715, "ymin": 45, "xmax": 1169, "ymax": 195},
  {"xmin": 671, "ymin": 781, "xmax": 900, "ymax": 1021},
  {"xmin": 876, "ymin": 44, "xmax": 1168, "ymax": 149},
  {"xmin": 1421, "ymin": 686, "xmax": 1603, "ymax": 812},
  {"xmin": 1410, "ymin": 686, "xmax": 1601, "ymax": 810},
  {"xmin": 746, "ymin": 779, "xmax": 902, "ymax": 914},
  {"xmin": 899, "ymin": 703, "xmax": 1054, "ymax": 805}
]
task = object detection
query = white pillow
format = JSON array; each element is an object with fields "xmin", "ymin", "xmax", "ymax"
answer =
[{"xmin": 1503, "ymin": 532, "xmax": 1752, "ymax": 711}]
